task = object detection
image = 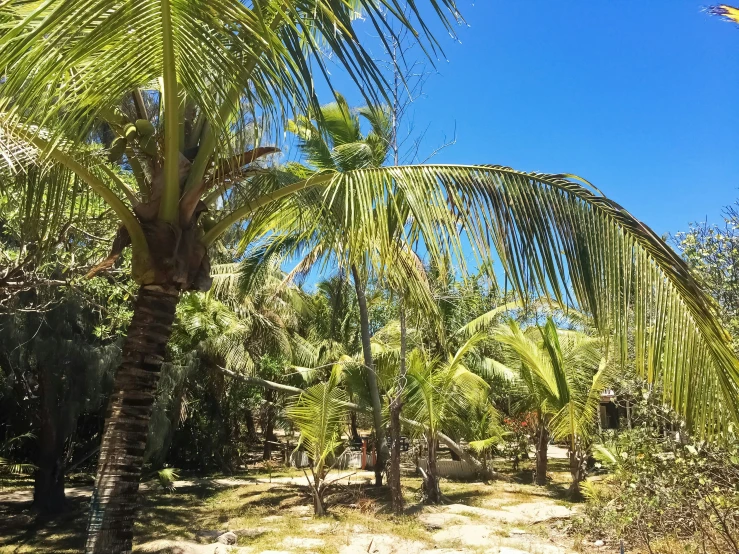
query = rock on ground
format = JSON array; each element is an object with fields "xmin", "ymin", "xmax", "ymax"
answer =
[{"xmin": 217, "ymin": 531, "xmax": 238, "ymax": 545}]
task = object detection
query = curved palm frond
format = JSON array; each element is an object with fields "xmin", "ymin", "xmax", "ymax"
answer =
[
  {"xmin": 0, "ymin": 1, "xmax": 461, "ymax": 148},
  {"xmin": 267, "ymin": 164, "xmax": 739, "ymax": 438}
]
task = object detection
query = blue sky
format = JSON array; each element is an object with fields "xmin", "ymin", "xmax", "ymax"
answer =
[{"xmin": 308, "ymin": 1, "xmax": 739, "ymax": 238}]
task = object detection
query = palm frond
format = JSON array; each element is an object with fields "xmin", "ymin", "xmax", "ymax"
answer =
[
  {"xmin": 286, "ymin": 378, "xmax": 348, "ymax": 472},
  {"xmin": 274, "ymin": 164, "xmax": 739, "ymax": 438},
  {"xmin": 0, "ymin": 0, "xmax": 462, "ymax": 148}
]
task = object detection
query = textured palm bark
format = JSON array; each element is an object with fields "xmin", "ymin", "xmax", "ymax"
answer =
[
  {"xmin": 389, "ymin": 305, "xmax": 407, "ymax": 514},
  {"xmin": 349, "ymin": 411, "xmax": 361, "ymax": 442},
  {"xmin": 85, "ymin": 286, "xmax": 179, "ymax": 554},
  {"xmin": 423, "ymin": 435, "xmax": 441, "ymax": 504},
  {"xmin": 262, "ymin": 389, "xmax": 276, "ymax": 460},
  {"xmin": 568, "ymin": 445, "xmax": 586, "ymax": 499},
  {"xmin": 351, "ymin": 265, "xmax": 387, "ymax": 487},
  {"xmin": 245, "ymin": 409, "xmax": 259, "ymax": 442},
  {"xmin": 535, "ymin": 420, "xmax": 549, "ymax": 486}
]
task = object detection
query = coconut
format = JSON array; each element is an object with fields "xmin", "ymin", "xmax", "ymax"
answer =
[
  {"xmin": 108, "ymin": 136, "xmax": 127, "ymax": 161},
  {"xmin": 124, "ymin": 124, "xmax": 138, "ymax": 140},
  {"xmin": 135, "ymin": 119, "xmax": 155, "ymax": 137}
]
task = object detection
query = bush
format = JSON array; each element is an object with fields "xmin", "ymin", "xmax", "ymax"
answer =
[
  {"xmin": 500, "ymin": 416, "xmax": 531, "ymax": 471},
  {"xmin": 573, "ymin": 427, "xmax": 739, "ymax": 553}
]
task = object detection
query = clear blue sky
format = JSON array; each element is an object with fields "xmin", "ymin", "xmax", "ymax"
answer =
[{"xmin": 311, "ymin": 1, "xmax": 739, "ymax": 238}]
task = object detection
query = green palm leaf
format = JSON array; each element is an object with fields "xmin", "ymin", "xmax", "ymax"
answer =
[
  {"xmin": 0, "ymin": 0, "xmax": 460, "ymax": 145},
  {"xmin": 266, "ymin": 164, "xmax": 739, "ymax": 438},
  {"xmin": 286, "ymin": 376, "xmax": 348, "ymax": 473}
]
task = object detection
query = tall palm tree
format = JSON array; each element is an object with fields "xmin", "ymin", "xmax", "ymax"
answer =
[
  {"xmin": 262, "ymin": 94, "xmax": 436, "ymax": 486},
  {"xmin": 494, "ymin": 318, "xmax": 614, "ymax": 496},
  {"xmin": 283, "ymin": 96, "xmax": 396, "ymax": 486},
  {"xmin": 0, "ymin": 4, "xmax": 461, "ymax": 550},
  {"xmin": 0, "ymin": 3, "xmax": 736, "ymax": 551}
]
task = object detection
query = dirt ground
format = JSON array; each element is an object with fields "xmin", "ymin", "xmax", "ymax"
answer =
[{"xmin": 0, "ymin": 449, "xmax": 604, "ymax": 554}]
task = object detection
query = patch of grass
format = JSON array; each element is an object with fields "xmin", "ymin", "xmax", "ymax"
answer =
[{"xmin": 0, "ymin": 457, "xmax": 581, "ymax": 554}]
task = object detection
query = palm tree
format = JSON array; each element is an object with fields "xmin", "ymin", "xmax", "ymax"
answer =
[
  {"xmin": 0, "ymin": 3, "xmax": 737, "ymax": 551},
  {"xmin": 0, "ymin": 3, "xmax": 459, "ymax": 550},
  {"xmin": 403, "ymin": 336, "xmax": 490, "ymax": 503},
  {"xmin": 286, "ymin": 369, "xmax": 348, "ymax": 516},
  {"xmin": 494, "ymin": 318, "xmax": 614, "ymax": 496},
  {"xmin": 281, "ymin": 96, "xmax": 398, "ymax": 486},
  {"xmin": 466, "ymin": 395, "xmax": 505, "ymax": 477}
]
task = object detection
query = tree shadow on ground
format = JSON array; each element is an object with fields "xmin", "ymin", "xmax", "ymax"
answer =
[{"xmin": 0, "ymin": 484, "xmax": 230, "ymax": 553}]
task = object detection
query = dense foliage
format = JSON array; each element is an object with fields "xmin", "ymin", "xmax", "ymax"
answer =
[{"xmin": 575, "ymin": 380, "xmax": 739, "ymax": 552}]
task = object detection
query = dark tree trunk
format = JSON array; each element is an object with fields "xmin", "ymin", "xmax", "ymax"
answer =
[
  {"xmin": 351, "ymin": 265, "xmax": 387, "ymax": 487},
  {"xmin": 85, "ymin": 286, "xmax": 179, "ymax": 554},
  {"xmin": 389, "ymin": 304, "xmax": 406, "ymax": 514},
  {"xmin": 423, "ymin": 434, "xmax": 441, "ymax": 504},
  {"xmin": 349, "ymin": 411, "xmax": 361, "ymax": 442},
  {"xmin": 245, "ymin": 409, "xmax": 258, "ymax": 443},
  {"xmin": 33, "ymin": 365, "xmax": 66, "ymax": 514},
  {"xmin": 262, "ymin": 390, "xmax": 276, "ymax": 461},
  {"xmin": 535, "ymin": 420, "xmax": 549, "ymax": 486}
]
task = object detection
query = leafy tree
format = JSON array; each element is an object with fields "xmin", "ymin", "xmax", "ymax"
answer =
[
  {"xmin": 0, "ymin": 3, "xmax": 737, "ymax": 551},
  {"xmin": 286, "ymin": 369, "xmax": 348, "ymax": 516},
  {"xmin": 675, "ymin": 203, "xmax": 739, "ymax": 352},
  {"xmin": 494, "ymin": 318, "xmax": 613, "ymax": 496}
]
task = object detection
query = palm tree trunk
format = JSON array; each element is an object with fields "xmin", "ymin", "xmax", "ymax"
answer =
[
  {"xmin": 85, "ymin": 286, "xmax": 179, "ymax": 554},
  {"xmin": 349, "ymin": 412, "xmax": 361, "ymax": 442},
  {"xmin": 245, "ymin": 409, "xmax": 259, "ymax": 442},
  {"xmin": 568, "ymin": 444, "xmax": 585, "ymax": 499},
  {"xmin": 351, "ymin": 264, "xmax": 387, "ymax": 487},
  {"xmin": 535, "ymin": 420, "xmax": 548, "ymax": 486},
  {"xmin": 263, "ymin": 389, "xmax": 276, "ymax": 460},
  {"xmin": 389, "ymin": 303, "xmax": 407, "ymax": 514},
  {"xmin": 424, "ymin": 434, "xmax": 441, "ymax": 504}
]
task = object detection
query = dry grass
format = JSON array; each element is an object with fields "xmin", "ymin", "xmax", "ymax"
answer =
[{"xmin": 0, "ymin": 457, "xmax": 589, "ymax": 554}]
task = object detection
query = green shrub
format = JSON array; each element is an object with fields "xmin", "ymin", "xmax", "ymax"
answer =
[{"xmin": 574, "ymin": 427, "xmax": 739, "ymax": 553}]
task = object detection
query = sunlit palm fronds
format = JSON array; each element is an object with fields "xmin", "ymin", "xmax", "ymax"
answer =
[
  {"xmin": 403, "ymin": 346, "xmax": 489, "ymax": 439},
  {"xmin": 708, "ymin": 5, "xmax": 739, "ymax": 24},
  {"xmin": 263, "ymin": 164, "xmax": 739, "ymax": 438},
  {"xmin": 0, "ymin": 0, "xmax": 461, "ymax": 149},
  {"xmin": 494, "ymin": 318, "xmax": 614, "ymax": 445},
  {"xmin": 286, "ymin": 370, "xmax": 348, "ymax": 472}
]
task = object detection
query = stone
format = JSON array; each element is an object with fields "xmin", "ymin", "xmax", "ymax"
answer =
[
  {"xmin": 217, "ymin": 532, "xmax": 238, "ymax": 545},
  {"xmin": 594, "ymin": 540, "xmax": 605, "ymax": 547},
  {"xmin": 509, "ymin": 528, "xmax": 527, "ymax": 535}
]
